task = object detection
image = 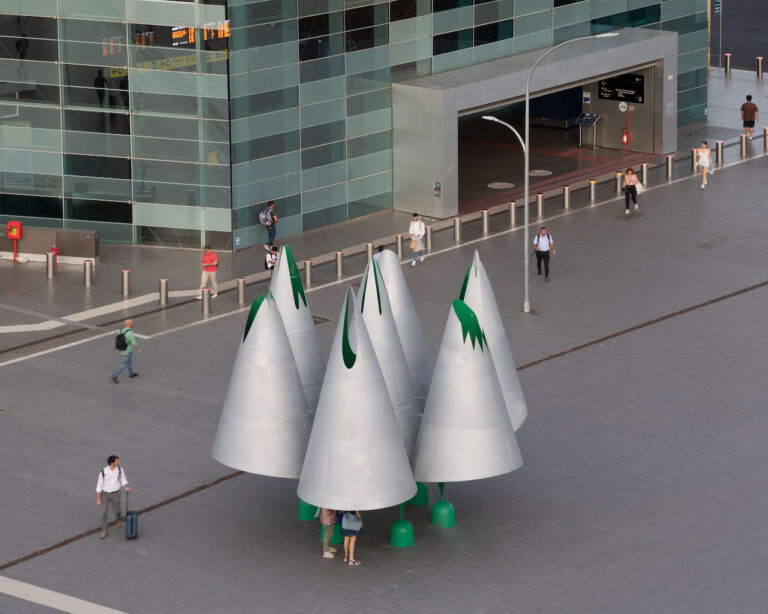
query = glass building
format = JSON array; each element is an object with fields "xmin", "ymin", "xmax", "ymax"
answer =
[{"xmin": 0, "ymin": 0, "xmax": 707, "ymax": 250}]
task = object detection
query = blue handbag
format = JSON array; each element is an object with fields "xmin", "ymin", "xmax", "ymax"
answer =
[{"xmin": 341, "ymin": 512, "xmax": 362, "ymax": 532}]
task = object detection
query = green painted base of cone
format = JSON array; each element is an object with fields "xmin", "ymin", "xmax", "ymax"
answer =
[
  {"xmin": 431, "ymin": 499, "xmax": 455, "ymax": 528},
  {"xmin": 390, "ymin": 518, "xmax": 415, "ymax": 547},
  {"xmin": 406, "ymin": 482, "xmax": 429, "ymax": 507},
  {"xmin": 297, "ymin": 499, "xmax": 317, "ymax": 521},
  {"xmin": 321, "ymin": 523, "xmax": 344, "ymax": 545}
]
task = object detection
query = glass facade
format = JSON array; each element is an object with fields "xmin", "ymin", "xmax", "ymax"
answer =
[{"xmin": 0, "ymin": 0, "xmax": 707, "ymax": 250}]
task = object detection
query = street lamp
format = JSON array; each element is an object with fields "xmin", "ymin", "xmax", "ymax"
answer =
[{"xmin": 483, "ymin": 31, "xmax": 619, "ymax": 313}]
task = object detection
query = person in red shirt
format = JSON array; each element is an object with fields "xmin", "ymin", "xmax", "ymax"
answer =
[{"xmin": 197, "ymin": 244, "xmax": 218, "ymax": 298}]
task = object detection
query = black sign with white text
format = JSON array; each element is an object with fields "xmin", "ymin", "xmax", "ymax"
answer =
[{"xmin": 598, "ymin": 74, "xmax": 645, "ymax": 103}]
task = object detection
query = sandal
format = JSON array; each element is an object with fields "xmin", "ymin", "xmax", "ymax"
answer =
[
  {"xmin": 348, "ymin": 560, "xmax": 361, "ymax": 566},
  {"xmin": 343, "ymin": 557, "xmax": 348, "ymax": 562}
]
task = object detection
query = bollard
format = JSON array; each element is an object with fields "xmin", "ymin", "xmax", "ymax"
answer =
[
  {"xmin": 366, "ymin": 242, "xmax": 373, "ymax": 261},
  {"xmin": 83, "ymin": 260, "xmax": 94, "ymax": 287},
  {"xmin": 335, "ymin": 251, "xmax": 343, "ymax": 280},
  {"xmin": 666, "ymin": 155, "xmax": 673, "ymax": 179},
  {"xmin": 535, "ymin": 194, "xmax": 543, "ymax": 218},
  {"xmin": 588, "ymin": 180, "xmax": 597, "ymax": 203},
  {"xmin": 453, "ymin": 218, "xmax": 461, "ymax": 244},
  {"xmin": 202, "ymin": 287, "xmax": 211, "ymax": 316},
  {"xmin": 724, "ymin": 53, "xmax": 732, "ymax": 74},
  {"xmin": 237, "ymin": 278, "xmax": 245, "ymax": 305},
  {"xmin": 757, "ymin": 57, "xmax": 764, "ymax": 79},
  {"xmin": 562, "ymin": 186, "xmax": 570, "ymax": 210},
  {"xmin": 615, "ymin": 171, "xmax": 623, "ymax": 194},
  {"xmin": 481, "ymin": 209, "xmax": 489, "ymax": 236},
  {"xmin": 640, "ymin": 163, "xmax": 648, "ymax": 186},
  {"xmin": 740, "ymin": 134, "xmax": 747, "ymax": 158},
  {"xmin": 426, "ymin": 226, "xmax": 433, "ymax": 252},
  {"xmin": 715, "ymin": 140, "xmax": 724, "ymax": 165},
  {"xmin": 121, "ymin": 269, "xmax": 130, "ymax": 297},
  {"xmin": 159, "ymin": 278, "xmax": 168, "ymax": 306},
  {"xmin": 690, "ymin": 149, "xmax": 697, "ymax": 173},
  {"xmin": 764, "ymin": 127, "xmax": 768, "ymax": 153},
  {"xmin": 45, "ymin": 252, "xmax": 55, "ymax": 278},
  {"xmin": 304, "ymin": 261, "xmax": 312, "ymax": 287},
  {"xmin": 508, "ymin": 201, "xmax": 516, "ymax": 227},
  {"xmin": 395, "ymin": 234, "xmax": 403, "ymax": 260}
]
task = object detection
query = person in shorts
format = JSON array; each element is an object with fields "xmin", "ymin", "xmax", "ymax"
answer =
[
  {"xmin": 741, "ymin": 95, "xmax": 758, "ymax": 141},
  {"xmin": 341, "ymin": 510, "xmax": 363, "ymax": 566}
]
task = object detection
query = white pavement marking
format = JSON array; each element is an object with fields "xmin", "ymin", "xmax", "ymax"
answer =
[
  {"xmin": 0, "ymin": 575, "xmax": 128, "ymax": 614},
  {"xmin": 0, "ymin": 331, "xmax": 114, "ymax": 368}
]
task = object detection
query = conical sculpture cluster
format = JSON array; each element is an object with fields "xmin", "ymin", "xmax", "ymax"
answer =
[
  {"xmin": 212, "ymin": 293, "xmax": 312, "ymax": 478},
  {"xmin": 269, "ymin": 245, "xmax": 326, "ymax": 411},
  {"xmin": 298, "ymin": 289, "xmax": 417, "ymax": 511},
  {"xmin": 460, "ymin": 250, "xmax": 528, "ymax": 431}
]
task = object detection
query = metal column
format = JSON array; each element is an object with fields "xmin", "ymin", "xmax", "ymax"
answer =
[
  {"xmin": 425, "ymin": 226, "xmax": 433, "ymax": 252},
  {"xmin": 335, "ymin": 252, "xmax": 343, "ymax": 280},
  {"xmin": 535, "ymin": 194, "xmax": 543, "ymax": 218},
  {"xmin": 588, "ymin": 180, "xmax": 597, "ymax": 203},
  {"xmin": 237, "ymin": 278, "xmax": 245, "ymax": 305},
  {"xmin": 83, "ymin": 260, "xmax": 94, "ymax": 287},
  {"xmin": 764, "ymin": 127, "xmax": 768, "ymax": 153},
  {"xmin": 509, "ymin": 201, "xmax": 516, "ymax": 227},
  {"xmin": 481, "ymin": 209, "xmax": 489, "ymax": 235},
  {"xmin": 740, "ymin": 134, "xmax": 747, "ymax": 158},
  {"xmin": 121, "ymin": 269, "xmax": 130, "ymax": 297},
  {"xmin": 202, "ymin": 287, "xmax": 211, "ymax": 316},
  {"xmin": 46, "ymin": 252, "xmax": 55, "ymax": 278},
  {"xmin": 453, "ymin": 218, "xmax": 461, "ymax": 244},
  {"xmin": 159, "ymin": 278, "xmax": 168, "ymax": 306},
  {"xmin": 666, "ymin": 155, "xmax": 673, "ymax": 179},
  {"xmin": 304, "ymin": 261, "xmax": 312, "ymax": 287},
  {"xmin": 757, "ymin": 56, "xmax": 764, "ymax": 78},
  {"xmin": 640, "ymin": 163, "xmax": 648, "ymax": 186},
  {"xmin": 690, "ymin": 149, "xmax": 697, "ymax": 173},
  {"xmin": 365, "ymin": 243, "xmax": 374, "ymax": 261},
  {"xmin": 562, "ymin": 186, "xmax": 570, "ymax": 209},
  {"xmin": 395, "ymin": 234, "xmax": 403, "ymax": 260},
  {"xmin": 615, "ymin": 172, "xmax": 623, "ymax": 194},
  {"xmin": 724, "ymin": 53, "xmax": 732, "ymax": 73},
  {"xmin": 715, "ymin": 141, "xmax": 724, "ymax": 165}
]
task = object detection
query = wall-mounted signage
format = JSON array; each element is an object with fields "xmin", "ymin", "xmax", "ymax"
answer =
[{"xmin": 598, "ymin": 73, "xmax": 645, "ymax": 104}]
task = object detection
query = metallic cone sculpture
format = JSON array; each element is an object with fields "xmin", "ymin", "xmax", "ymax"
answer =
[
  {"xmin": 376, "ymin": 249, "xmax": 433, "ymax": 407},
  {"xmin": 460, "ymin": 250, "xmax": 528, "ymax": 431},
  {"xmin": 297, "ymin": 288, "xmax": 417, "ymax": 511},
  {"xmin": 359, "ymin": 259, "xmax": 421, "ymax": 460},
  {"xmin": 413, "ymin": 299, "xmax": 522, "ymax": 484},
  {"xmin": 269, "ymin": 245, "xmax": 325, "ymax": 411},
  {"xmin": 212, "ymin": 294, "xmax": 311, "ymax": 478}
]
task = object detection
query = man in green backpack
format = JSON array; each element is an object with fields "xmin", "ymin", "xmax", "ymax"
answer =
[{"xmin": 112, "ymin": 318, "xmax": 140, "ymax": 383}]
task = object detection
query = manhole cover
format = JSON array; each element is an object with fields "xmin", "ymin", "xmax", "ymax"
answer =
[
  {"xmin": 488, "ymin": 182, "xmax": 515, "ymax": 189},
  {"xmin": 529, "ymin": 169, "xmax": 553, "ymax": 177}
]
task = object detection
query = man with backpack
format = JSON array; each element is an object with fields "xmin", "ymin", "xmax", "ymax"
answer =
[
  {"xmin": 259, "ymin": 200, "xmax": 278, "ymax": 248},
  {"xmin": 111, "ymin": 318, "xmax": 139, "ymax": 383},
  {"xmin": 96, "ymin": 455, "xmax": 130, "ymax": 539},
  {"xmin": 533, "ymin": 227, "xmax": 556, "ymax": 281}
]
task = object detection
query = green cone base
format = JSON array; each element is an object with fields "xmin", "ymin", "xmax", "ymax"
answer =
[
  {"xmin": 431, "ymin": 499, "xmax": 456, "ymax": 528},
  {"xmin": 297, "ymin": 499, "xmax": 318, "ymax": 521},
  {"xmin": 321, "ymin": 523, "xmax": 344, "ymax": 545},
  {"xmin": 390, "ymin": 519, "xmax": 415, "ymax": 548},
  {"xmin": 406, "ymin": 482, "xmax": 429, "ymax": 507}
]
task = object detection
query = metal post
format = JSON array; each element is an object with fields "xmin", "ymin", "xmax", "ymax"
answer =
[
  {"xmin": 425, "ymin": 226, "xmax": 433, "ymax": 252},
  {"xmin": 562, "ymin": 186, "xmax": 570, "ymax": 209},
  {"xmin": 615, "ymin": 172, "xmax": 623, "ymax": 194},
  {"xmin": 453, "ymin": 218, "xmax": 461, "ymax": 244},
  {"xmin": 395, "ymin": 234, "xmax": 403, "ymax": 260},
  {"xmin": 121, "ymin": 269, "xmax": 130, "ymax": 297},
  {"xmin": 481, "ymin": 209, "xmax": 489, "ymax": 235},
  {"xmin": 588, "ymin": 180, "xmax": 597, "ymax": 203},
  {"xmin": 335, "ymin": 251, "xmax": 343, "ymax": 280},
  {"xmin": 640, "ymin": 163, "xmax": 648, "ymax": 186},
  {"xmin": 365, "ymin": 242, "xmax": 373, "ymax": 261},
  {"xmin": 159, "ymin": 278, "xmax": 168, "ymax": 306},
  {"xmin": 508, "ymin": 201, "xmax": 516, "ymax": 227},
  {"xmin": 202, "ymin": 287, "xmax": 211, "ymax": 316},
  {"xmin": 740, "ymin": 134, "xmax": 747, "ymax": 158},
  {"xmin": 715, "ymin": 141, "xmax": 724, "ymax": 165},
  {"xmin": 757, "ymin": 57, "xmax": 763, "ymax": 78},
  {"xmin": 304, "ymin": 261, "xmax": 312, "ymax": 287},
  {"xmin": 45, "ymin": 252, "xmax": 55, "ymax": 278},
  {"xmin": 690, "ymin": 149, "xmax": 697, "ymax": 173},
  {"xmin": 724, "ymin": 52, "xmax": 732, "ymax": 73},
  {"xmin": 666, "ymin": 155, "xmax": 673, "ymax": 179},
  {"xmin": 764, "ymin": 127, "xmax": 768, "ymax": 153},
  {"xmin": 237, "ymin": 278, "xmax": 245, "ymax": 305},
  {"xmin": 83, "ymin": 260, "xmax": 93, "ymax": 287},
  {"xmin": 535, "ymin": 194, "xmax": 543, "ymax": 218}
]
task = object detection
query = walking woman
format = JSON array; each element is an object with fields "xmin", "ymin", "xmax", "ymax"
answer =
[
  {"xmin": 341, "ymin": 510, "xmax": 363, "ymax": 566},
  {"xmin": 623, "ymin": 167, "xmax": 639, "ymax": 214},
  {"xmin": 696, "ymin": 141, "xmax": 713, "ymax": 189},
  {"xmin": 408, "ymin": 213, "xmax": 426, "ymax": 267}
]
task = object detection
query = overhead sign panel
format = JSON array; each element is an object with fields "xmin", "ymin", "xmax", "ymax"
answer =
[{"xmin": 598, "ymin": 73, "xmax": 645, "ymax": 104}]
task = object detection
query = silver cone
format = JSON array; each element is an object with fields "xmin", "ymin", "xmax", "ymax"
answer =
[
  {"xmin": 413, "ymin": 300, "xmax": 522, "ymax": 483},
  {"xmin": 269, "ymin": 245, "xmax": 325, "ymax": 411},
  {"xmin": 359, "ymin": 259, "xmax": 421, "ymax": 460},
  {"xmin": 212, "ymin": 294, "xmax": 311, "ymax": 478},
  {"xmin": 376, "ymin": 249, "xmax": 433, "ymax": 407},
  {"xmin": 297, "ymin": 288, "xmax": 417, "ymax": 510},
  {"xmin": 460, "ymin": 251, "xmax": 528, "ymax": 430}
]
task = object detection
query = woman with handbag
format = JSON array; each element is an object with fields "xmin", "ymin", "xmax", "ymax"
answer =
[
  {"xmin": 341, "ymin": 510, "xmax": 363, "ymax": 566},
  {"xmin": 623, "ymin": 167, "xmax": 640, "ymax": 214},
  {"xmin": 408, "ymin": 213, "xmax": 426, "ymax": 267}
]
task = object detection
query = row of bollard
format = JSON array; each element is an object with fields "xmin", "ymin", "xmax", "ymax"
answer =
[{"xmin": 723, "ymin": 54, "xmax": 764, "ymax": 78}]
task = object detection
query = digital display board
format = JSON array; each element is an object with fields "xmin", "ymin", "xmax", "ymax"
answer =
[
  {"xmin": 171, "ymin": 26, "xmax": 196, "ymax": 47},
  {"xmin": 598, "ymin": 74, "xmax": 645, "ymax": 104},
  {"xmin": 171, "ymin": 21, "xmax": 230, "ymax": 47}
]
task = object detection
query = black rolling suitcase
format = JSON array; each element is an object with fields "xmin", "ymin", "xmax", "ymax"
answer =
[{"xmin": 125, "ymin": 492, "xmax": 138, "ymax": 540}]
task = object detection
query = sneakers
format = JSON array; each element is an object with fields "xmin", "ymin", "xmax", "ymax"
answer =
[
  {"xmin": 419, "ymin": 255, "xmax": 425, "ymax": 263},
  {"xmin": 99, "ymin": 532, "xmax": 107, "ymax": 539},
  {"xmin": 111, "ymin": 376, "xmax": 118, "ymax": 384},
  {"xmin": 625, "ymin": 209, "xmax": 630, "ymax": 215},
  {"xmin": 411, "ymin": 261, "xmax": 416, "ymax": 267},
  {"xmin": 700, "ymin": 184, "xmax": 706, "ymax": 190},
  {"xmin": 545, "ymin": 276, "xmax": 550, "ymax": 282},
  {"xmin": 211, "ymin": 293, "xmax": 218, "ymax": 298},
  {"xmin": 195, "ymin": 295, "xmax": 202, "ymax": 300},
  {"xmin": 634, "ymin": 204, "xmax": 638, "ymax": 210},
  {"xmin": 129, "ymin": 373, "xmax": 138, "ymax": 378},
  {"xmin": 348, "ymin": 560, "xmax": 362, "ymax": 566},
  {"xmin": 329, "ymin": 547, "xmax": 338, "ymax": 553},
  {"xmin": 323, "ymin": 552, "xmax": 335, "ymax": 559}
]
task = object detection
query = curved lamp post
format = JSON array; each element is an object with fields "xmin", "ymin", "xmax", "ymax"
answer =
[{"xmin": 483, "ymin": 31, "xmax": 620, "ymax": 313}]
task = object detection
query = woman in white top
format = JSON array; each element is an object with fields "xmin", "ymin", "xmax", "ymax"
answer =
[
  {"xmin": 408, "ymin": 213, "xmax": 426, "ymax": 267},
  {"xmin": 623, "ymin": 167, "xmax": 639, "ymax": 215},
  {"xmin": 696, "ymin": 141, "xmax": 712, "ymax": 189}
]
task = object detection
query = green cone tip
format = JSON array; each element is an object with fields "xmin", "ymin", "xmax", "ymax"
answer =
[
  {"xmin": 452, "ymin": 300, "xmax": 486, "ymax": 351},
  {"xmin": 243, "ymin": 294, "xmax": 266, "ymax": 340},
  {"xmin": 284, "ymin": 245, "xmax": 307, "ymax": 310},
  {"xmin": 342, "ymin": 288, "xmax": 357, "ymax": 369}
]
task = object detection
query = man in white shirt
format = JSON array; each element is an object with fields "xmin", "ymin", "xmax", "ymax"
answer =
[
  {"xmin": 96, "ymin": 455, "xmax": 130, "ymax": 539},
  {"xmin": 408, "ymin": 213, "xmax": 426, "ymax": 267},
  {"xmin": 265, "ymin": 246, "xmax": 278, "ymax": 271},
  {"xmin": 533, "ymin": 227, "xmax": 556, "ymax": 281}
]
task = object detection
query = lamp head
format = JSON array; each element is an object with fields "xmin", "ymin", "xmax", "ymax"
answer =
[{"xmin": 595, "ymin": 31, "xmax": 620, "ymax": 38}]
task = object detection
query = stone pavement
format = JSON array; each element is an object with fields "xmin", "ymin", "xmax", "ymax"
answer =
[{"xmin": 1, "ymin": 153, "xmax": 767, "ymax": 612}]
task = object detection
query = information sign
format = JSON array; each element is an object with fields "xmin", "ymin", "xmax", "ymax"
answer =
[{"xmin": 598, "ymin": 74, "xmax": 645, "ymax": 104}]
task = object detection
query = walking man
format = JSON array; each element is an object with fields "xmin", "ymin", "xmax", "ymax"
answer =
[
  {"xmin": 96, "ymin": 455, "xmax": 130, "ymax": 539},
  {"xmin": 320, "ymin": 508, "xmax": 338, "ymax": 558},
  {"xmin": 260, "ymin": 201, "xmax": 278, "ymax": 249},
  {"xmin": 111, "ymin": 318, "xmax": 139, "ymax": 383},
  {"xmin": 741, "ymin": 95, "xmax": 758, "ymax": 141},
  {"xmin": 408, "ymin": 213, "xmax": 426, "ymax": 267},
  {"xmin": 533, "ymin": 227, "xmax": 556, "ymax": 281},
  {"xmin": 197, "ymin": 244, "xmax": 218, "ymax": 298}
]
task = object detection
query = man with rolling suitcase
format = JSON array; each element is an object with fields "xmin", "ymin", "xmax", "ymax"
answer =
[{"xmin": 96, "ymin": 455, "xmax": 130, "ymax": 539}]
